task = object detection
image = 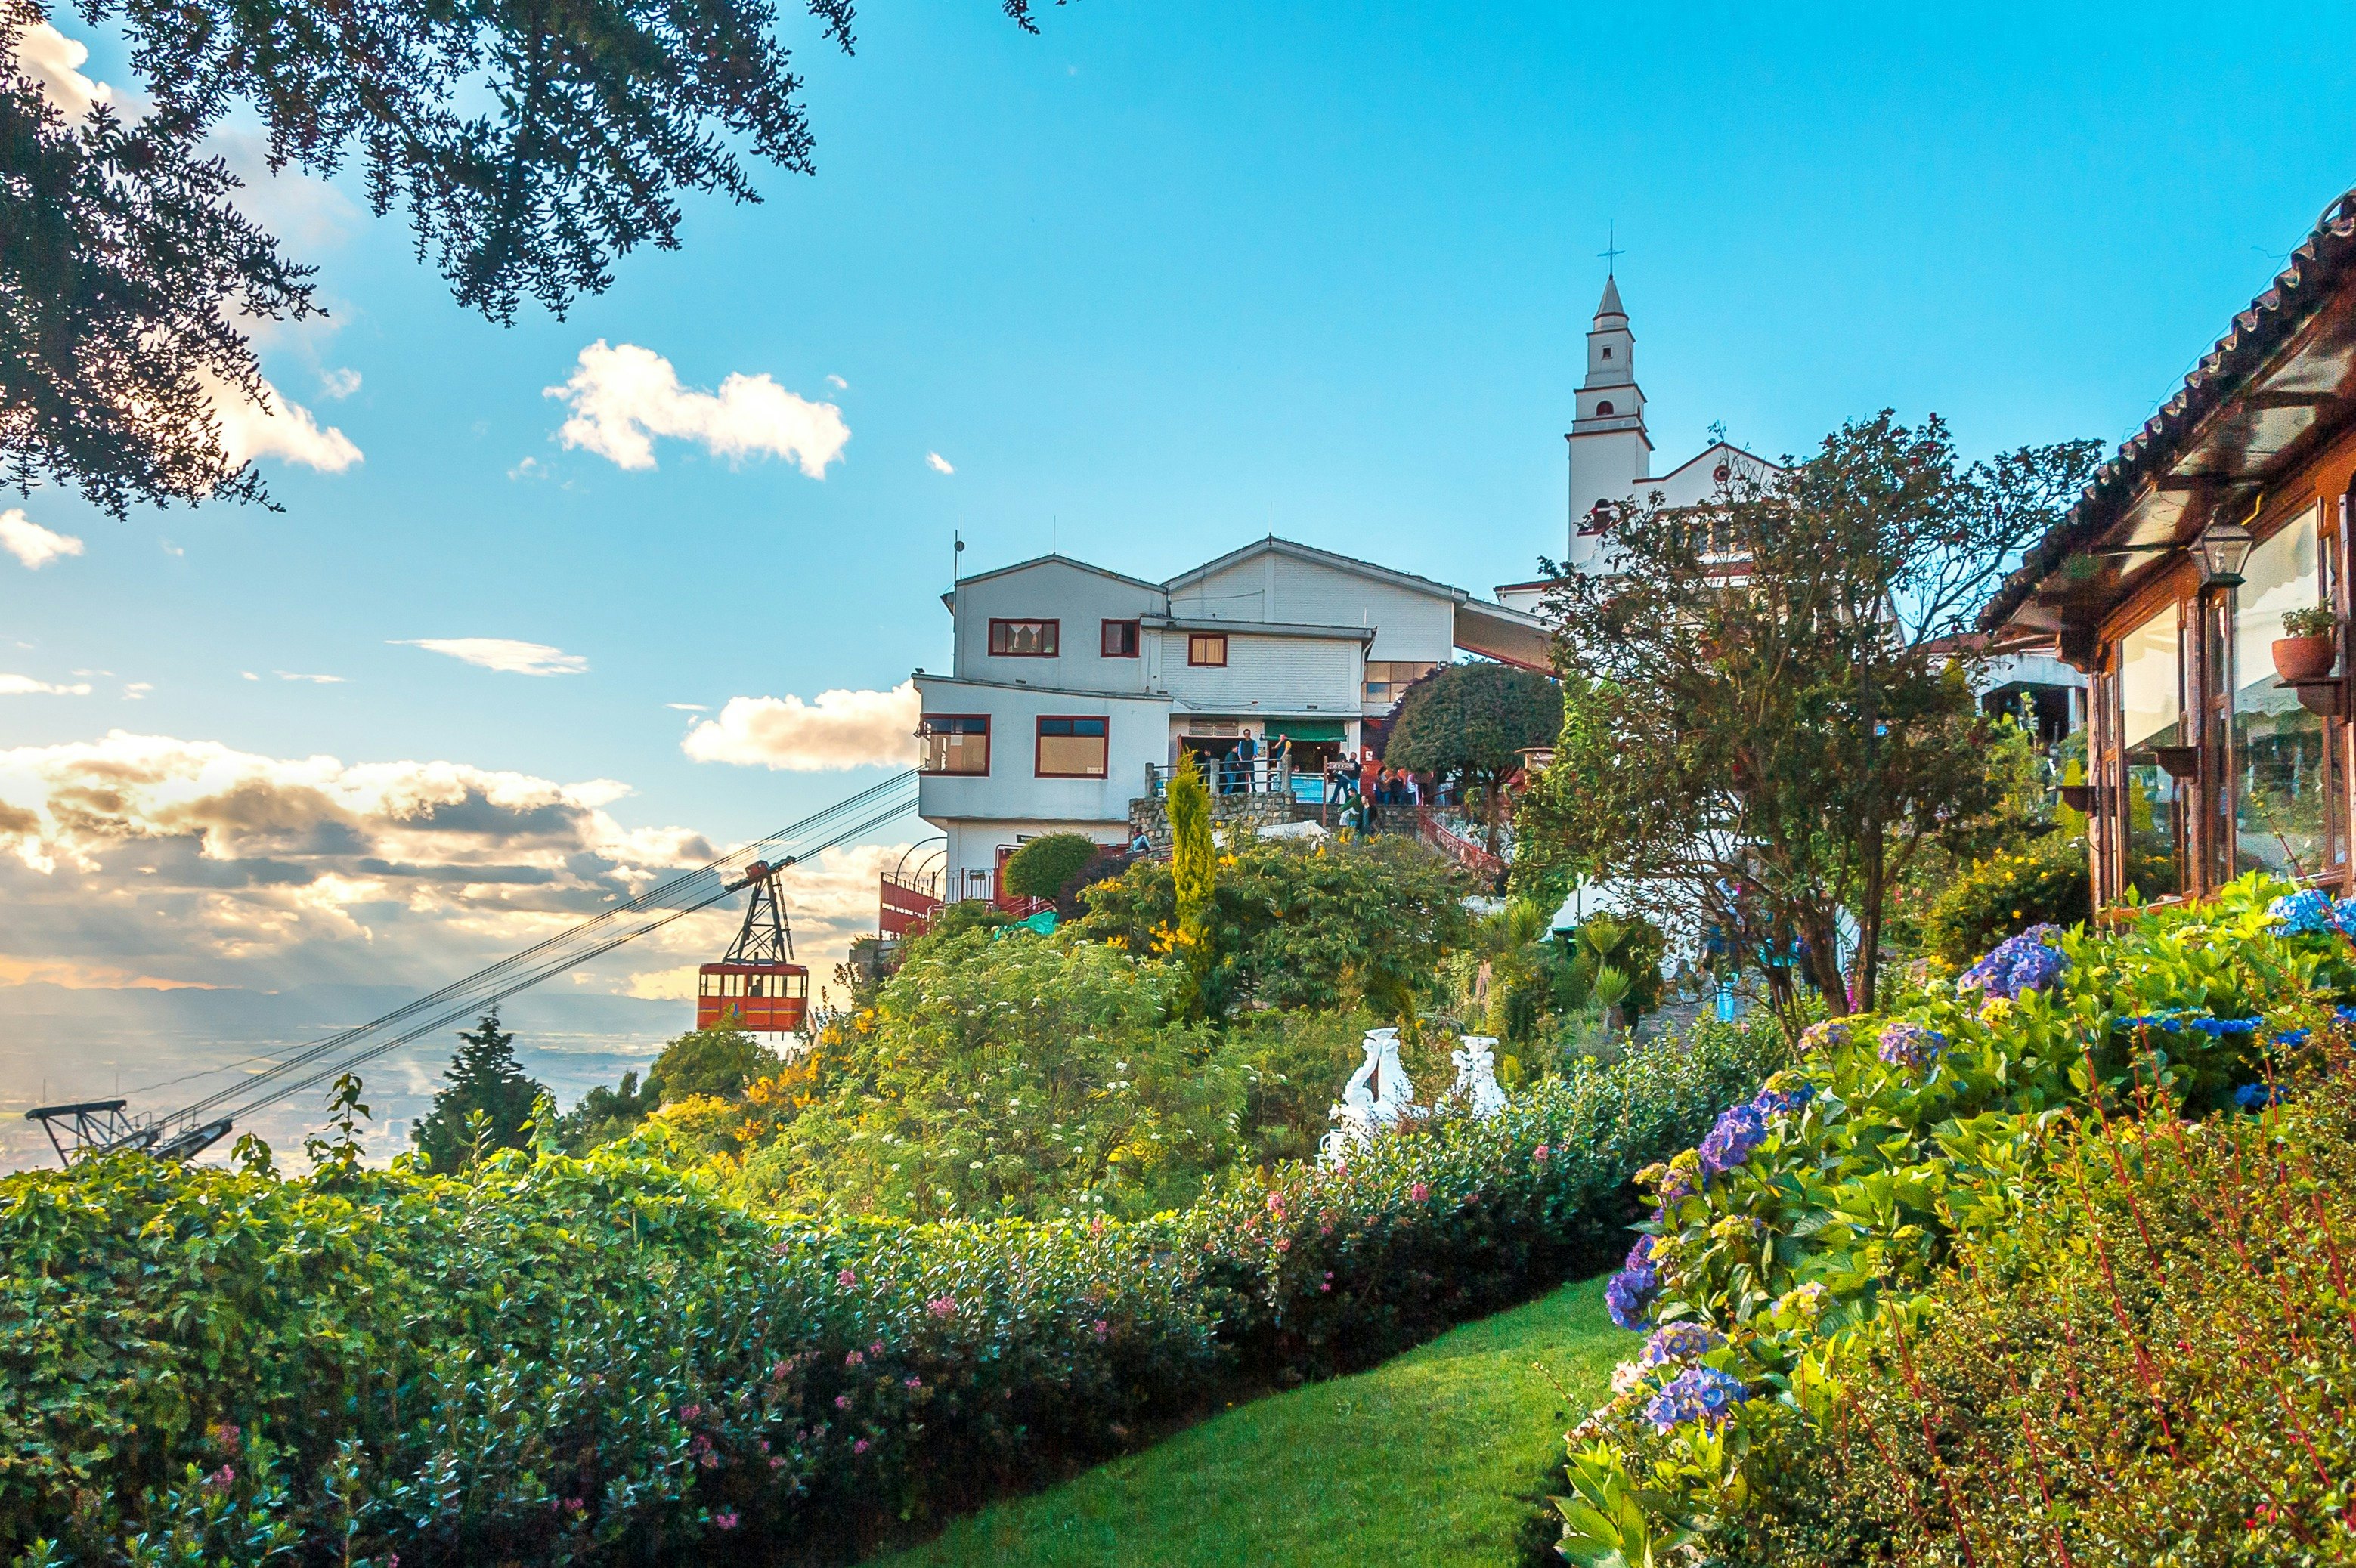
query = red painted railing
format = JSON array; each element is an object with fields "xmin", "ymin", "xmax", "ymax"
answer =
[{"xmin": 1417, "ymin": 806, "xmax": 1505, "ymax": 880}]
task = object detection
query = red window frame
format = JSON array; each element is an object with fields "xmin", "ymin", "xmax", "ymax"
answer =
[
  {"xmin": 1035, "ymin": 714, "xmax": 1110, "ymax": 779},
  {"xmin": 918, "ymin": 713, "xmax": 991, "ymax": 775},
  {"xmin": 1187, "ymin": 632, "xmax": 1228, "ymax": 667},
  {"xmin": 989, "ymin": 618, "xmax": 1060, "ymax": 657},
  {"xmin": 1101, "ymin": 619, "xmax": 1141, "ymax": 657}
]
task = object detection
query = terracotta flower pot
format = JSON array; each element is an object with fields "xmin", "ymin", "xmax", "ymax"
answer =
[{"xmin": 2273, "ymin": 634, "xmax": 2337, "ymax": 682}]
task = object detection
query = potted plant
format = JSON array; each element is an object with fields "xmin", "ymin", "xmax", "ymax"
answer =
[{"xmin": 2274, "ymin": 605, "xmax": 2339, "ymax": 682}]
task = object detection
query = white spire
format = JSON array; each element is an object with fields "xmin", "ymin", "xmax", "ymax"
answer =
[{"xmin": 1565, "ymin": 269, "xmax": 1650, "ymax": 570}]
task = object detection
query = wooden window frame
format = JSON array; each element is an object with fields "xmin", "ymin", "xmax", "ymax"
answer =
[
  {"xmin": 1035, "ymin": 714, "xmax": 1110, "ymax": 779},
  {"xmin": 918, "ymin": 713, "xmax": 991, "ymax": 775},
  {"xmin": 988, "ymin": 618, "xmax": 1060, "ymax": 657},
  {"xmin": 1101, "ymin": 619, "xmax": 1141, "ymax": 658},
  {"xmin": 1187, "ymin": 632, "xmax": 1228, "ymax": 667}
]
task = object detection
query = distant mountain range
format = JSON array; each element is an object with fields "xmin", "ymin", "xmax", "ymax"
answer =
[{"xmin": 1, "ymin": 982, "xmax": 686, "ymax": 1174}]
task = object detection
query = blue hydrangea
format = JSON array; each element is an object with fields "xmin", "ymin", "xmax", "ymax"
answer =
[
  {"xmin": 1751, "ymin": 1080, "xmax": 1814, "ymax": 1121},
  {"xmin": 1639, "ymin": 1322, "xmax": 1725, "ymax": 1368},
  {"xmin": 1643, "ymin": 1364, "xmax": 1747, "ymax": 1433},
  {"xmin": 2270, "ymin": 889, "xmax": 2335, "ymax": 935},
  {"xmin": 2234, "ymin": 1082, "xmax": 2280, "ymax": 1110},
  {"xmin": 1697, "ymin": 1103, "xmax": 1769, "ymax": 1177},
  {"xmin": 1959, "ymin": 929, "xmax": 2068, "ymax": 1000},
  {"xmin": 1877, "ymin": 1022, "xmax": 1946, "ymax": 1072},
  {"xmin": 1605, "ymin": 1263, "xmax": 1658, "ymax": 1331},
  {"xmin": 2273, "ymin": 1027, "xmax": 2312, "ymax": 1048},
  {"xmin": 2118, "ymin": 1010, "xmax": 2264, "ymax": 1037}
]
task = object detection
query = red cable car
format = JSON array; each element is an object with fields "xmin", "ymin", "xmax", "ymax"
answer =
[{"xmin": 696, "ymin": 859, "xmax": 810, "ymax": 1035}]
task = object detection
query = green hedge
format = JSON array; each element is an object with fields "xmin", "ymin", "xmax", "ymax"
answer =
[{"xmin": 1, "ymin": 1021, "xmax": 1782, "ymax": 1566}]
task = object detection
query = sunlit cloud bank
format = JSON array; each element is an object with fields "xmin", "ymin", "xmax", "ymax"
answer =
[
  {"xmin": 547, "ymin": 341, "xmax": 850, "ymax": 477},
  {"xmin": 682, "ymin": 682, "xmax": 920, "ymax": 772}
]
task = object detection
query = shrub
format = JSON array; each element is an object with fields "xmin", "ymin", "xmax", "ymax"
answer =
[
  {"xmin": 1918, "ymin": 829, "xmax": 2091, "ymax": 966},
  {"xmin": 0, "ymin": 1019, "xmax": 1783, "ymax": 1567},
  {"xmin": 1555, "ymin": 874, "xmax": 2356, "ymax": 1567},
  {"xmin": 1000, "ymin": 833, "xmax": 1104, "ymax": 901},
  {"xmin": 649, "ymin": 1021, "xmax": 782, "ymax": 1103}
]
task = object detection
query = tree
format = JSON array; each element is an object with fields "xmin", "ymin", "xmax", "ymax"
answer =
[
  {"xmin": 410, "ymin": 1007, "xmax": 546, "ymax": 1171},
  {"xmin": 1528, "ymin": 413, "xmax": 2097, "ymax": 1025},
  {"xmin": 553, "ymin": 1068, "xmax": 660, "ymax": 1152},
  {"xmin": 1382, "ymin": 660, "xmax": 1562, "ymax": 854},
  {"xmin": 647, "ymin": 1021, "xmax": 779, "ymax": 1103},
  {"xmin": 1002, "ymin": 832, "xmax": 1103, "ymax": 900},
  {"xmin": 3, "ymin": 0, "xmax": 1056, "ymax": 513},
  {"xmin": 1166, "ymin": 749, "xmax": 1215, "ymax": 1008}
]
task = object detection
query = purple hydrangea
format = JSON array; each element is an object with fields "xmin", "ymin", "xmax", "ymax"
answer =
[
  {"xmin": 1639, "ymin": 1322, "xmax": 1725, "ymax": 1368},
  {"xmin": 1605, "ymin": 1262, "xmax": 1659, "ymax": 1331},
  {"xmin": 1697, "ymin": 1103, "xmax": 1769, "ymax": 1177},
  {"xmin": 2234, "ymin": 1082, "xmax": 2280, "ymax": 1110},
  {"xmin": 1643, "ymin": 1365, "xmax": 1747, "ymax": 1433},
  {"xmin": 1751, "ymin": 1080, "xmax": 1815, "ymax": 1121},
  {"xmin": 1877, "ymin": 1022, "xmax": 1946, "ymax": 1072},
  {"xmin": 1959, "ymin": 930, "xmax": 2068, "ymax": 1000},
  {"xmin": 2270, "ymin": 889, "xmax": 2335, "ymax": 935}
]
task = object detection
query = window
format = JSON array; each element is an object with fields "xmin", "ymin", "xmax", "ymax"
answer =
[
  {"xmin": 1036, "ymin": 716, "xmax": 1109, "ymax": 778},
  {"xmin": 2230, "ymin": 507, "xmax": 2333, "ymax": 876},
  {"xmin": 1596, "ymin": 400, "xmax": 1615, "ymax": 416},
  {"xmin": 1364, "ymin": 660, "xmax": 1437, "ymax": 705},
  {"xmin": 918, "ymin": 714, "xmax": 989, "ymax": 775},
  {"xmin": 2116, "ymin": 607, "xmax": 2183, "ymax": 898},
  {"xmin": 989, "ymin": 619, "xmax": 1059, "ymax": 657},
  {"xmin": 1101, "ymin": 619, "xmax": 1140, "ymax": 657},
  {"xmin": 1602, "ymin": 345, "xmax": 1612, "ymax": 360},
  {"xmin": 1187, "ymin": 632, "xmax": 1228, "ymax": 666}
]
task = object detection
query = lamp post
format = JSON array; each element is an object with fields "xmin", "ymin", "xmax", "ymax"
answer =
[
  {"xmin": 2197, "ymin": 515, "xmax": 2253, "ymax": 589},
  {"xmin": 2193, "ymin": 506, "xmax": 2256, "ymax": 891}
]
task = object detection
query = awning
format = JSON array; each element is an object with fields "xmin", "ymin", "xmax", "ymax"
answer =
[{"xmin": 1266, "ymin": 720, "xmax": 1346, "ymax": 741}]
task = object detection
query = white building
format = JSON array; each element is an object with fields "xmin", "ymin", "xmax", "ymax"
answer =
[
  {"xmin": 912, "ymin": 538, "xmax": 1549, "ymax": 898},
  {"xmin": 1494, "ymin": 274, "xmax": 1784, "ymax": 612}
]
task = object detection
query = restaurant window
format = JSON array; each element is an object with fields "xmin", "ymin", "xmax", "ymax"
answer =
[
  {"xmin": 1101, "ymin": 619, "xmax": 1140, "ymax": 657},
  {"xmin": 1036, "ymin": 716, "xmax": 1109, "ymax": 778},
  {"xmin": 989, "ymin": 619, "xmax": 1059, "ymax": 657},
  {"xmin": 2230, "ymin": 507, "xmax": 2332, "ymax": 877},
  {"xmin": 1364, "ymin": 660, "xmax": 1437, "ymax": 705},
  {"xmin": 1188, "ymin": 633, "xmax": 1228, "ymax": 667},
  {"xmin": 2116, "ymin": 606, "xmax": 2184, "ymax": 898},
  {"xmin": 918, "ymin": 714, "xmax": 989, "ymax": 775}
]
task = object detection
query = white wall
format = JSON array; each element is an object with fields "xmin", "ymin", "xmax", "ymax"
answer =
[
  {"xmin": 950, "ymin": 558, "xmax": 1165, "ymax": 691},
  {"xmin": 1152, "ymin": 626, "xmax": 1364, "ymax": 715},
  {"xmin": 1172, "ymin": 551, "xmax": 1458, "ymax": 663},
  {"xmin": 943, "ymin": 818, "xmax": 1133, "ymax": 892},
  {"xmin": 915, "ymin": 676, "xmax": 1169, "ymax": 871}
]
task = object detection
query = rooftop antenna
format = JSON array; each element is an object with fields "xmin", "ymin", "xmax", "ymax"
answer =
[
  {"xmin": 1599, "ymin": 223, "xmax": 1624, "ymax": 277},
  {"xmin": 952, "ymin": 525, "xmax": 964, "ymax": 586}
]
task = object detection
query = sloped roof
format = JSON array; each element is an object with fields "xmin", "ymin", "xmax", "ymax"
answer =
[{"xmin": 1164, "ymin": 535, "xmax": 1473, "ymax": 604}]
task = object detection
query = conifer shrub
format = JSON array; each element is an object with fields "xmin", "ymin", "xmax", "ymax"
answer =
[{"xmin": 0, "ymin": 1019, "xmax": 1781, "ymax": 1566}]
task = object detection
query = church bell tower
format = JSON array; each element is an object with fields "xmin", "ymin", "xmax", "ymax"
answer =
[{"xmin": 1564, "ymin": 273, "xmax": 1652, "ymax": 571}]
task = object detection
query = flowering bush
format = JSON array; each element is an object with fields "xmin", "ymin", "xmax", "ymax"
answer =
[
  {"xmin": 0, "ymin": 1019, "xmax": 1782, "ymax": 1566},
  {"xmin": 1553, "ymin": 875, "xmax": 2356, "ymax": 1567}
]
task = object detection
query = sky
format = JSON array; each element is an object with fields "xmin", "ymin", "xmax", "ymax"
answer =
[{"xmin": 5, "ymin": 2, "xmax": 2354, "ymax": 1156}]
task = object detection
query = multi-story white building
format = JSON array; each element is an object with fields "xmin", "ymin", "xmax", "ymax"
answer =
[{"xmin": 912, "ymin": 537, "xmax": 1549, "ymax": 898}]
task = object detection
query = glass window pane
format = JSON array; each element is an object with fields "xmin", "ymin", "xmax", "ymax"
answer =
[
  {"xmin": 2233, "ymin": 509, "xmax": 2330, "ymax": 877},
  {"xmin": 920, "ymin": 716, "xmax": 989, "ymax": 775},
  {"xmin": 2117, "ymin": 606, "xmax": 2183, "ymax": 898}
]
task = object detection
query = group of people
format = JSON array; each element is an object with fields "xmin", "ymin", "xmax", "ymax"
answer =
[
  {"xmin": 1325, "ymin": 750, "xmax": 1445, "ymax": 811},
  {"xmin": 1200, "ymin": 730, "xmax": 1291, "ymax": 795}
]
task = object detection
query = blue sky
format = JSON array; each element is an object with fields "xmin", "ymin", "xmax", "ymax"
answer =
[{"xmin": 3, "ymin": 2, "xmax": 2353, "ymax": 1126}]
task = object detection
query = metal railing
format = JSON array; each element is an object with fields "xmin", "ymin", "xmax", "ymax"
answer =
[{"xmin": 1144, "ymin": 756, "xmax": 1299, "ymax": 799}]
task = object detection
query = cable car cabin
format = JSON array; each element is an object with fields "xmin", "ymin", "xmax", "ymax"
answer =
[{"xmin": 695, "ymin": 963, "xmax": 810, "ymax": 1035}]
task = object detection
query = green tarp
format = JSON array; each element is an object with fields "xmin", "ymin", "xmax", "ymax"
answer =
[{"xmin": 1265, "ymin": 720, "xmax": 1346, "ymax": 741}]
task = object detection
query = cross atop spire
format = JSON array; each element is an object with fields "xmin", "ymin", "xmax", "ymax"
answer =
[{"xmin": 1598, "ymin": 223, "xmax": 1624, "ymax": 277}]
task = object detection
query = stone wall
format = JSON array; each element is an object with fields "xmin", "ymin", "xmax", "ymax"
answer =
[{"xmin": 1127, "ymin": 790, "xmax": 1295, "ymax": 852}]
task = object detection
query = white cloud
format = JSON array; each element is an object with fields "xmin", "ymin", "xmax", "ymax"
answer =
[
  {"xmin": 827, "ymin": 374, "xmax": 848, "ymax": 390},
  {"xmin": 200, "ymin": 371, "xmax": 362, "ymax": 473},
  {"xmin": 161, "ymin": 540, "xmax": 184, "ymax": 558},
  {"xmin": 509, "ymin": 456, "xmax": 544, "ymax": 481},
  {"xmin": 212, "ymin": 130, "xmax": 356, "ymax": 251},
  {"xmin": 122, "ymin": 682, "xmax": 153, "ymax": 700},
  {"xmin": 681, "ymin": 682, "xmax": 919, "ymax": 772},
  {"xmin": 240, "ymin": 671, "xmax": 260, "ymax": 681},
  {"xmin": 665, "ymin": 702, "xmax": 707, "ymax": 712},
  {"xmin": 926, "ymin": 451, "xmax": 955, "ymax": 475},
  {"xmin": 11, "ymin": 20, "xmax": 111, "ymax": 119},
  {"xmin": 276, "ymin": 671, "xmax": 345, "ymax": 684},
  {"xmin": 0, "ymin": 675, "xmax": 91, "ymax": 696},
  {"xmin": 0, "ymin": 509, "xmax": 84, "ymax": 570},
  {"xmin": 392, "ymin": 639, "xmax": 587, "ymax": 677},
  {"xmin": 317, "ymin": 367, "xmax": 361, "ymax": 401},
  {"xmin": 547, "ymin": 341, "xmax": 850, "ymax": 478}
]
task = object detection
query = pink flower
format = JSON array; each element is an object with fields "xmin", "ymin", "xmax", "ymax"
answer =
[
  {"xmin": 768, "ymin": 1455, "xmax": 787, "ymax": 1471},
  {"xmin": 714, "ymin": 1509, "xmax": 739, "ymax": 1530},
  {"xmin": 869, "ymin": 1340, "xmax": 886, "ymax": 1356},
  {"xmin": 1274, "ymin": 1236, "xmax": 1291, "ymax": 1253},
  {"xmin": 853, "ymin": 1438, "xmax": 870, "ymax": 1455},
  {"xmin": 927, "ymin": 1295, "xmax": 958, "ymax": 1319},
  {"xmin": 834, "ymin": 1394, "xmax": 851, "ymax": 1410},
  {"xmin": 679, "ymin": 1403, "xmax": 702, "ymax": 1421},
  {"xmin": 904, "ymin": 1375, "xmax": 923, "ymax": 1390},
  {"xmin": 565, "ymin": 1498, "xmax": 585, "ymax": 1514},
  {"xmin": 1091, "ymin": 1319, "xmax": 1109, "ymax": 1339},
  {"xmin": 1410, "ymin": 1181, "xmax": 1430, "ymax": 1202},
  {"xmin": 845, "ymin": 1350, "xmax": 864, "ymax": 1367},
  {"xmin": 837, "ymin": 1268, "xmax": 857, "ymax": 1288},
  {"xmin": 1534, "ymin": 1144, "xmax": 1551, "ymax": 1164}
]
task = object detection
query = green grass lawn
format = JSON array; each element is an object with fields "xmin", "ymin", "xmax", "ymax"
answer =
[{"xmin": 868, "ymin": 1276, "xmax": 1633, "ymax": 1568}]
